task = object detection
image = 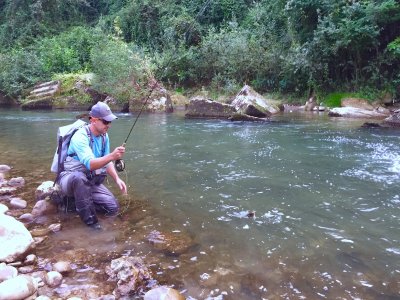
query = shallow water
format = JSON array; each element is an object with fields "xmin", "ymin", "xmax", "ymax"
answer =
[{"xmin": 1, "ymin": 108, "xmax": 400, "ymax": 299}]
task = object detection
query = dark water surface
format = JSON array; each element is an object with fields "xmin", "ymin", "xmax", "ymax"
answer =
[{"xmin": 1, "ymin": 108, "xmax": 400, "ymax": 299}]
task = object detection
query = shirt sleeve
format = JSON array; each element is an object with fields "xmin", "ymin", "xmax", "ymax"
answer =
[{"xmin": 69, "ymin": 129, "xmax": 94, "ymax": 170}]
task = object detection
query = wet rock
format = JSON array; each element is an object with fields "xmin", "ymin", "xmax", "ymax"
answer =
[
  {"xmin": 9, "ymin": 198, "xmax": 27, "ymax": 209},
  {"xmin": 0, "ymin": 275, "xmax": 38, "ymax": 299},
  {"xmin": 19, "ymin": 213, "xmax": 34, "ymax": 223},
  {"xmin": 231, "ymin": 85, "xmax": 280, "ymax": 117},
  {"xmin": 45, "ymin": 271, "xmax": 63, "ymax": 287},
  {"xmin": 147, "ymin": 230, "xmax": 194, "ymax": 255},
  {"xmin": 53, "ymin": 261, "xmax": 72, "ymax": 274},
  {"xmin": 105, "ymin": 256, "xmax": 152, "ymax": 298},
  {"xmin": 0, "ymin": 204, "xmax": 8, "ymax": 215},
  {"xmin": 383, "ymin": 109, "xmax": 400, "ymax": 127},
  {"xmin": 144, "ymin": 286, "xmax": 185, "ymax": 300},
  {"xmin": 35, "ymin": 181, "xmax": 58, "ymax": 201},
  {"xmin": 328, "ymin": 107, "xmax": 389, "ymax": 119},
  {"xmin": 18, "ymin": 265, "xmax": 35, "ymax": 274},
  {"xmin": 185, "ymin": 97, "xmax": 236, "ymax": 119},
  {"xmin": 31, "ymin": 200, "xmax": 57, "ymax": 217},
  {"xmin": 48, "ymin": 223, "xmax": 62, "ymax": 233},
  {"xmin": 0, "ymin": 187, "xmax": 16, "ymax": 196},
  {"xmin": 7, "ymin": 177, "xmax": 25, "ymax": 188},
  {"xmin": 30, "ymin": 226, "xmax": 50, "ymax": 237},
  {"xmin": 24, "ymin": 254, "xmax": 37, "ymax": 266},
  {"xmin": 0, "ymin": 165, "xmax": 11, "ymax": 173},
  {"xmin": 0, "ymin": 263, "xmax": 17, "ymax": 282},
  {"xmin": 0, "ymin": 214, "xmax": 34, "ymax": 263}
]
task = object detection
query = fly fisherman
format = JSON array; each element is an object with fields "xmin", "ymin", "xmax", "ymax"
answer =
[{"xmin": 58, "ymin": 101, "xmax": 127, "ymax": 230}]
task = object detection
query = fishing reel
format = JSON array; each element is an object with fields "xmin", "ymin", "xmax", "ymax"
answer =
[{"xmin": 115, "ymin": 159, "xmax": 125, "ymax": 172}]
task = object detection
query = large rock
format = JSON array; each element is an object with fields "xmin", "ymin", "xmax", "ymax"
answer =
[
  {"xmin": 0, "ymin": 275, "xmax": 38, "ymax": 300},
  {"xmin": 0, "ymin": 214, "xmax": 34, "ymax": 263},
  {"xmin": 383, "ymin": 109, "xmax": 400, "ymax": 127},
  {"xmin": 130, "ymin": 81, "xmax": 173, "ymax": 113},
  {"xmin": 185, "ymin": 97, "xmax": 236, "ymax": 119},
  {"xmin": 328, "ymin": 107, "xmax": 389, "ymax": 119},
  {"xmin": 35, "ymin": 181, "xmax": 58, "ymax": 201},
  {"xmin": 341, "ymin": 98, "xmax": 374, "ymax": 110},
  {"xmin": 231, "ymin": 85, "xmax": 280, "ymax": 117}
]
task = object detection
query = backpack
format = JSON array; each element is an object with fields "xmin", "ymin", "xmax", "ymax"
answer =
[{"xmin": 51, "ymin": 119, "xmax": 87, "ymax": 181}]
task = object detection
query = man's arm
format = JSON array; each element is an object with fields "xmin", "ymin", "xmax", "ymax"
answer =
[{"xmin": 89, "ymin": 146, "xmax": 125, "ymax": 171}]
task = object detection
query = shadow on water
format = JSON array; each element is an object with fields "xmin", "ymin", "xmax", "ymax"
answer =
[{"xmin": 1, "ymin": 109, "xmax": 400, "ymax": 299}]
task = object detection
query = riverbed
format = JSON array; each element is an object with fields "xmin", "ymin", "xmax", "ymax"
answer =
[{"xmin": 1, "ymin": 108, "xmax": 399, "ymax": 299}]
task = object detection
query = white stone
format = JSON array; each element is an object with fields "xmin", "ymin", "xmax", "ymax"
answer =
[
  {"xmin": 45, "ymin": 271, "xmax": 62, "ymax": 287},
  {"xmin": 9, "ymin": 198, "xmax": 27, "ymax": 209},
  {"xmin": 0, "ymin": 205, "xmax": 8, "ymax": 215},
  {"xmin": 0, "ymin": 275, "xmax": 38, "ymax": 300},
  {"xmin": 35, "ymin": 296, "xmax": 51, "ymax": 300},
  {"xmin": 0, "ymin": 165, "xmax": 11, "ymax": 173},
  {"xmin": 0, "ymin": 215, "xmax": 34, "ymax": 263},
  {"xmin": 7, "ymin": 177, "xmax": 25, "ymax": 188},
  {"xmin": 53, "ymin": 261, "xmax": 71, "ymax": 274},
  {"xmin": 48, "ymin": 223, "xmax": 62, "ymax": 233},
  {"xmin": 144, "ymin": 286, "xmax": 185, "ymax": 300},
  {"xmin": 35, "ymin": 181, "xmax": 57, "ymax": 201},
  {"xmin": 24, "ymin": 254, "xmax": 37, "ymax": 265},
  {"xmin": 0, "ymin": 263, "xmax": 17, "ymax": 282}
]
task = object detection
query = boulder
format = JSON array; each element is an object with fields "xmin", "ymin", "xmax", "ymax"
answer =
[
  {"xmin": 0, "ymin": 214, "xmax": 34, "ymax": 263},
  {"xmin": 231, "ymin": 85, "xmax": 279, "ymax": 117},
  {"xmin": 383, "ymin": 109, "xmax": 400, "ymax": 127},
  {"xmin": 341, "ymin": 98, "xmax": 374, "ymax": 110},
  {"xmin": 185, "ymin": 97, "xmax": 236, "ymax": 119},
  {"xmin": 328, "ymin": 107, "xmax": 389, "ymax": 119},
  {"xmin": 0, "ymin": 263, "xmax": 17, "ymax": 282}
]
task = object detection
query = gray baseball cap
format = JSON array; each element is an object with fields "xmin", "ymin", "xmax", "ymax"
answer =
[{"xmin": 89, "ymin": 101, "xmax": 117, "ymax": 122}]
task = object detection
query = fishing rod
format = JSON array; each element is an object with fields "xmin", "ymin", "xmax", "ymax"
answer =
[
  {"xmin": 114, "ymin": 0, "xmax": 212, "ymax": 172},
  {"xmin": 114, "ymin": 84, "xmax": 155, "ymax": 172}
]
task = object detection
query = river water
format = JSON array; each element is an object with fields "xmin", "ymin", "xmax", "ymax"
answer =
[{"xmin": 1, "ymin": 108, "xmax": 399, "ymax": 299}]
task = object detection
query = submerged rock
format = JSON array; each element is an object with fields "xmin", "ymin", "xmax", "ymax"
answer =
[
  {"xmin": 105, "ymin": 256, "xmax": 152, "ymax": 298},
  {"xmin": 144, "ymin": 286, "xmax": 185, "ymax": 300}
]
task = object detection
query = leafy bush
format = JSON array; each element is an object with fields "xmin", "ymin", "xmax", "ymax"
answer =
[{"xmin": 90, "ymin": 39, "xmax": 153, "ymax": 103}]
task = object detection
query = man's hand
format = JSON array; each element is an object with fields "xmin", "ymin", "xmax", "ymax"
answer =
[
  {"xmin": 111, "ymin": 146, "xmax": 125, "ymax": 160},
  {"xmin": 116, "ymin": 177, "xmax": 127, "ymax": 195}
]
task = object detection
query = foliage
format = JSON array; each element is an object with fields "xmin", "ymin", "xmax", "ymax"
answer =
[
  {"xmin": 90, "ymin": 39, "xmax": 153, "ymax": 103},
  {"xmin": 322, "ymin": 92, "xmax": 354, "ymax": 108}
]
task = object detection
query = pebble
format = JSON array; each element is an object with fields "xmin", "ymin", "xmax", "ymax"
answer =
[
  {"xmin": 8, "ymin": 177, "xmax": 25, "ymax": 187},
  {"xmin": 9, "ymin": 197, "xmax": 27, "ymax": 209},
  {"xmin": 19, "ymin": 213, "xmax": 34, "ymax": 223},
  {"xmin": 24, "ymin": 254, "xmax": 38, "ymax": 265},
  {"xmin": 48, "ymin": 223, "xmax": 62, "ymax": 233},
  {"xmin": 45, "ymin": 271, "xmax": 63, "ymax": 287},
  {"xmin": 18, "ymin": 265, "xmax": 35, "ymax": 274},
  {"xmin": 53, "ymin": 261, "xmax": 72, "ymax": 274},
  {"xmin": 0, "ymin": 165, "xmax": 11, "ymax": 173}
]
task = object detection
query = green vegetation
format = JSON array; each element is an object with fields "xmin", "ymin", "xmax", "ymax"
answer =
[{"xmin": 0, "ymin": 0, "xmax": 399, "ymax": 104}]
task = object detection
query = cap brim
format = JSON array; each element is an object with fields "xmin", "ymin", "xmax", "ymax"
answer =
[{"xmin": 103, "ymin": 114, "xmax": 118, "ymax": 122}]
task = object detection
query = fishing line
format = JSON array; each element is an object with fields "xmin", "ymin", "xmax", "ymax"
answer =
[{"xmin": 115, "ymin": 0, "xmax": 213, "ymax": 173}]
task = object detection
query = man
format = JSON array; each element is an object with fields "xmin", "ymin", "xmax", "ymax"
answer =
[{"xmin": 59, "ymin": 101, "xmax": 127, "ymax": 229}]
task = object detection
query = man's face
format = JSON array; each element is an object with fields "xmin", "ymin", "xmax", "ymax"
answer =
[{"xmin": 92, "ymin": 118, "xmax": 112, "ymax": 135}]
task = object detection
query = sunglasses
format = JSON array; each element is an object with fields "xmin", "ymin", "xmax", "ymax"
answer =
[{"xmin": 99, "ymin": 119, "xmax": 112, "ymax": 125}]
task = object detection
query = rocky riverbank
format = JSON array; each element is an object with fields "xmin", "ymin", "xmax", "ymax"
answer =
[{"xmin": 0, "ymin": 165, "xmax": 186, "ymax": 300}]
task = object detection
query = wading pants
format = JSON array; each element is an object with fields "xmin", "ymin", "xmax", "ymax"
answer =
[{"xmin": 59, "ymin": 171, "xmax": 119, "ymax": 225}]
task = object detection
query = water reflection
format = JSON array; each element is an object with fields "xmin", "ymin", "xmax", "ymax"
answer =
[{"xmin": 1, "ymin": 109, "xmax": 400, "ymax": 299}]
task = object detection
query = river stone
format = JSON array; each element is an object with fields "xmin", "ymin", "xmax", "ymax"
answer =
[
  {"xmin": 48, "ymin": 223, "xmax": 62, "ymax": 232},
  {"xmin": 31, "ymin": 200, "xmax": 57, "ymax": 217},
  {"xmin": 0, "ymin": 214, "xmax": 34, "ymax": 263},
  {"xmin": 0, "ymin": 187, "xmax": 16, "ymax": 196},
  {"xmin": 0, "ymin": 165, "xmax": 11, "ymax": 173},
  {"xmin": 0, "ymin": 275, "xmax": 38, "ymax": 300},
  {"xmin": 35, "ymin": 181, "xmax": 58, "ymax": 201},
  {"xmin": 147, "ymin": 230, "xmax": 194, "ymax": 255},
  {"xmin": 45, "ymin": 271, "xmax": 63, "ymax": 287},
  {"xmin": 185, "ymin": 97, "xmax": 236, "ymax": 119},
  {"xmin": 0, "ymin": 263, "xmax": 17, "ymax": 282},
  {"xmin": 0, "ymin": 204, "xmax": 8, "ymax": 215},
  {"xmin": 18, "ymin": 265, "xmax": 35, "ymax": 274},
  {"xmin": 24, "ymin": 254, "xmax": 37, "ymax": 266},
  {"xmin": 53, "ymin": 261, "xmax": 72, "ymax": 274},
  {"xmin": 7, "ymin": 177, "xmax": 25, "ymax": 188},
  {"xmin": 19, "ymin": 213, "xmax": 34, "ymax": 223},
  {"xmin": 105, "ymin": 256, "xmax": 152, "ymax": 298},
  {"xmin": 144, "ymin": 286, "xmax": 185, "ymax": 300},
  {"xmin": 9, "ymin": 198, "xmax": 27, "ymax": 209}
]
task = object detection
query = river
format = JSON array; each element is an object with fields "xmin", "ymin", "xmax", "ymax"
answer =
[{"xmin": 1, "ymin": 108, "xmax": 399, "ymax": 299}]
